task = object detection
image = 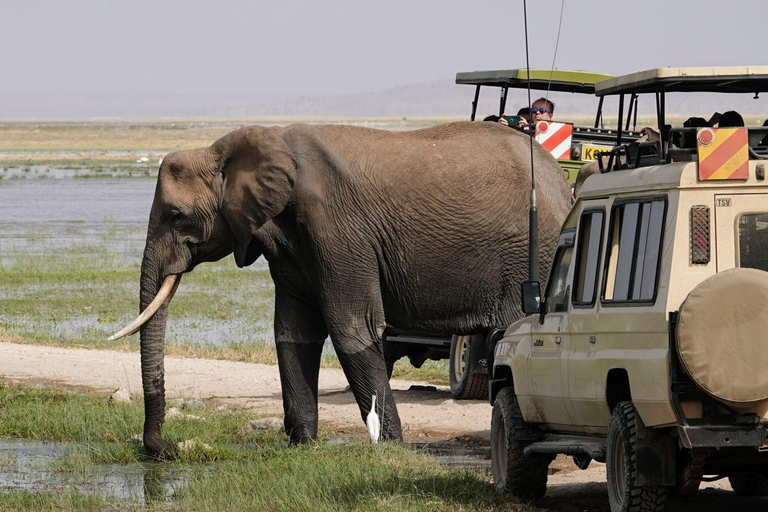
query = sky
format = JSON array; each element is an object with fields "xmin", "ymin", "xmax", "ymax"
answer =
[{"xmin": 0, "ymin": 1, "xmax": 765, "ymax": 115}]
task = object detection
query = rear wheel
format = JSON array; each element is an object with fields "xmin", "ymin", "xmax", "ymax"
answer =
[
  {"xmin": 449, "ymin": 334, "xmax": 488, "ymax": 400},
  {"xmin": 490, "ymin": 387, "xmax": 550, "ymax": 500},
  {"xmin": 729, "ymin": 472, "xmax": 768, "ymax": 496},
  {"xmin": 606, "ymin": 401, "xmax": 668, "ymax": 512}
]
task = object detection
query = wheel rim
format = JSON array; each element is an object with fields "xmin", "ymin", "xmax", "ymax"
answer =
[
  {"xmin": 611, "ymin": 431, "xmax": 626, "ymax": 498},
  {"xmin": 453, "ymin": 336, "xmax": 468, "ymax": 381},
  {"xmin": 493, "ymin": 414, "xmax": 507, "ymax": 482}
]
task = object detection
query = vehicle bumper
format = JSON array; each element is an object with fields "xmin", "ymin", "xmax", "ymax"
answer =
[{"xmin": 677, "ymin": 424, "xmax": 768, "ymax": 449}]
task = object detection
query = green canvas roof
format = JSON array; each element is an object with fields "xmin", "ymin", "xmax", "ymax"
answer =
[
  {"xmin": 595, "ymin": 66, "xmax": 768, "ymax": 96},
  {"xmin": 455, "ymin": 69, "xmax": 615, "ymax": 94}
]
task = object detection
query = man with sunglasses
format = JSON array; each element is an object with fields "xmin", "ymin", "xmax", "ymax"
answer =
[{"xmin": 530, "ymin": 97, "xmax": 555, "ymax": 122}]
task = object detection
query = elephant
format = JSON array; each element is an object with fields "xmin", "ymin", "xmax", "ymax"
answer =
[{"xmin": 110, "ymin": 121, "xmax": 572, "ymax": 458}]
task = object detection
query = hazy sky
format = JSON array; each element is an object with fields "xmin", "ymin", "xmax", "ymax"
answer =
[{"xmin": 2, "ymin": 0, "xmax": 764, "ymax": 98}]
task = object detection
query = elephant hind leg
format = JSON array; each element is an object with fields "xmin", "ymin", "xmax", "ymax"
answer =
[
  {"xmin": 326, "ymin": 297, "xmax": 403, "ymax": 441},
  {"xmin": 335, "ymin": 341, "xmax": 403, "ymax": 442}
]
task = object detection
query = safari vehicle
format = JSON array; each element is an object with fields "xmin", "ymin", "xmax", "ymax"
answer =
[
  {"xmin": 455, "ymin": 68, "xmax": 626, "ymax": 182},
  {"xmin": 383, "ymin": 68, "xmax": 630, "ymax": 401},
  {"xmin": 489, "ymin": 67, "xmax": 768, "ymax": 512}
]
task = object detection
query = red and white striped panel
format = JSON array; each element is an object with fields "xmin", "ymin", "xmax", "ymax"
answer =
[{"xmin": 535, "ymin": 121, "xmax": 573, "ymax": 160}]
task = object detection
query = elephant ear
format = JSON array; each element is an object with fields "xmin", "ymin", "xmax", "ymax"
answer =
[{"xmin": 218, "ymin": 127, "xmax": 297, "ymax": 267}]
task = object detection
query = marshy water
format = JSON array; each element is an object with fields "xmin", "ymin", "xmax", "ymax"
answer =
[
  {"xmin": 0, "ymin": 437, "xmax": 486, "ymax": 504},
  {"xmin": 0, "ymin": 175, "xmax": 275, "ymax": 349},
  {"xmin": 0, "ymin": 439, "xmax": 188, "ymax": 502}
]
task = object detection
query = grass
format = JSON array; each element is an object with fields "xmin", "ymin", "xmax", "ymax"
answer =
[
  {"xmin": 0, "ymin": 491, "xmax": 122, "ymax": 512},
  {"xmin": 0, "ymin": 380, "xmax": 525, "ymax": 511}
]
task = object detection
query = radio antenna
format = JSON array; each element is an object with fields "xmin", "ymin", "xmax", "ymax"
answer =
[{"xmin": 523, "ymin": 0, "xmax": 539, "ymax": 283}]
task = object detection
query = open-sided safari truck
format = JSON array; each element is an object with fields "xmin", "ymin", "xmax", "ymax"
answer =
[
  {"xmin": 489, "ymin": 66, "xmax": 768, "ymax": 512},
  {"xmin": 455, "ymin": 68, "xmax": 622, "ymax": 182}
]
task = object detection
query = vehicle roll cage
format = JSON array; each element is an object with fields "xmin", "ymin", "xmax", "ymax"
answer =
[
  {"xmin": 455, "ymin": 68, "xmax": 614, "ymax": 125},
  {"xmin": 594, "ymin": 67, "xmax": 768, "ymax": 172}
]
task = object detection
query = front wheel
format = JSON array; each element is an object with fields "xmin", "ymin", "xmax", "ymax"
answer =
[
  {"xmin": 449, "ymin": 334, "xmax": 488, "ymax": 400},
  {"xmin": 490, "ymin": 387, "xmax": 550, "ymax": 500},
  {"xmin": 606, "ymin": 401, "xmax": 668, "ymax": 512}
]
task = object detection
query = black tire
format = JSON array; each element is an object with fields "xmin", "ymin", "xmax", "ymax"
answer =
[
  {"xmin": 490, "ymin": 387, "xmax": 550, "ymax": 501},
  {"xmin": 606, "ymin": 401, "xmax": 668, "ymax": 512},
  {"xmin": 729, "ymin": 472, "xmax": 768, "ymax": 496},
  {"xmin": 449, "ymin": 334, "xmax": 488, "ymax": 400}
]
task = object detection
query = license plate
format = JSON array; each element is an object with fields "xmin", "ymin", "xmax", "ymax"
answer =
[{"xmin": 581, "ymin": 145, "xmax": 613, "ymax": 161}]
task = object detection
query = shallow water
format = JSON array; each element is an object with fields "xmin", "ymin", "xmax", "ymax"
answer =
[
  {"xmin": 0, "ymin": 178, "xmax": 155, "ymax": 263},
  {"xmin": 0, "ymin": 162, "xmax": 158, "ymax": 180},
  {"xmin": 0, "ymin": 177, "xmax": 269, "ymax": 269},
  {"xmin": 0, "ymin": 177, "xmax": 275, "ymax": 348},
  {"xmin": 412, "ymin": 440, "xmax": 490, "ymax": 470},
  {"xmin": 0, "ymin": 439, "xmax": 188, "ymax": 502}
]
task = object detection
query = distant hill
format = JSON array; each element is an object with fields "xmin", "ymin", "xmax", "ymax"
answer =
[{"xmin": 2, "ymin": 80, "xmax": 766, "ymax": 121}]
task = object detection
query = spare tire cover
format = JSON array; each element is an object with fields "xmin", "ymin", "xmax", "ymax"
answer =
[{"xmin": 677, "ymin": 268, "xmax": 768, "ymax": 407}]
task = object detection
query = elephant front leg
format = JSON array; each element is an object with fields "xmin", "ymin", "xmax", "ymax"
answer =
[{"xmin": 274, "ymin": 291, "xmax": 327, "ymax": 444}]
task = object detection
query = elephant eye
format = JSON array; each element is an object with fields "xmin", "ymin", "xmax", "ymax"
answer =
[{"xmin": 169, "ymin": 210, "xmax": 183, "ymax": 226}]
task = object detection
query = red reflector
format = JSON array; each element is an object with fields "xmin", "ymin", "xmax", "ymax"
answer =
[
  {"xmin": 697, "ymin": 128, "xmax": 715, "ymax": 146},
  {"xmin": 538, "ymin": 121, "xmax": 549, "ymax": 133}
]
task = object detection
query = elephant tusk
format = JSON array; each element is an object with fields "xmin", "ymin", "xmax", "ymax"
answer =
[{"xmin": 108, "ymin": 274, "xmax": 181, "ymax": 340}]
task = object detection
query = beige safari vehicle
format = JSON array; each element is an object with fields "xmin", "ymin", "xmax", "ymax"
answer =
[{"xmin": 489, "ymin": 67, "xmax": 768, "ymax": 512}]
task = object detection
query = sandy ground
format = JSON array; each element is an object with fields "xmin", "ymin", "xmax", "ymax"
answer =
[{"xmin": 2, "ymin": 341, "xmax": 763, "ymax": 511}]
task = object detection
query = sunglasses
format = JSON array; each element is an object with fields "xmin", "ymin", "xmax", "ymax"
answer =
[{"xmin": 530, "ymin": 107, "xmax": 550, "ymax": 114}]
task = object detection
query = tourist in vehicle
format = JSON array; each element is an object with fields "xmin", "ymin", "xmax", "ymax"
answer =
[
  {"xmin": 679, "ymin": 116, "xmax": 711, "ymax": 149},
  {"xmin": 498, "ymin": 104, "xmax": 544, "ymax": 129},
  {"xmin": 638, "ymin": 125, "xmax": 672, "ymax": 151},
  {"xmin": 516, "ymin": 107, "xmax": 531, "ymax": 124},
  {"xmin": 718, "ymin": 110, "xmax": 745, "ymax": 127},
  {"xmin": 497, "ymin": 108, "xmax": 529, "ymax": 129},
  {"xmin": 530, "ymin": 97, "xmax": 554, "ymax": 122}
]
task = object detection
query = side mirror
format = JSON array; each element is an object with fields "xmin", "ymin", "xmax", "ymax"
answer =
[{"xmin": 521, "ymin": 281, "xmax": 542, "ymax": 315}]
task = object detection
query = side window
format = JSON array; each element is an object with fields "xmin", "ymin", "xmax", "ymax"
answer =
[
  {"xmin": 738, "ymin": 213, "xmax": 768, "ymax": 272},
  {"xmin": 573, "ymin": 210, "xmax": 604, "ymax": 306},
  {"xmin": 545, "ymin": 246, "xmax": 574, "ymax": 313},
  {"xmin": 602, "ymin": 198, "xmax": 665, "ymax": 303}
]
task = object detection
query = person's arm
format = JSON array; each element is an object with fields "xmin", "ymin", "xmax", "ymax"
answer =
[{"xmin": 639, "ymin": 127, "xmax": 660, "ymax": 141}]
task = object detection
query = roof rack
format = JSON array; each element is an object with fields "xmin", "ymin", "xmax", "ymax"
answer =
[
  {"xmin": 456, "ymin": 68, "xmax": 614, "ymax": 94},
  {"xmin": 595, "ymin": 66, "xmax": 768, "ymax": 96}
]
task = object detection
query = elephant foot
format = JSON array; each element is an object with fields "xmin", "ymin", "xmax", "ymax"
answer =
[
  {"xmin": 381, "ymin": 424, "xmax": 403, "ymax": 442},
  {"xmin": 286, "ymin": 423, "xmax": 317, "ymax": 445},
  {"xmin": 143, "ymin": 432, "xmax": 178, "ymax": 460}
]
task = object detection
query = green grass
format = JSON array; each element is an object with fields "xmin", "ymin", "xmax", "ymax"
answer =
[
  {"xmin": 0, "ymin": 380, "xmax": 522, "ymax": 511},
  {"xmin": 0, "ymin": 491, "xmax": 123, "ymax": 512}
]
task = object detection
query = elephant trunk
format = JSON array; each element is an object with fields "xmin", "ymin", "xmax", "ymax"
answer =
[{"xmin": 138, "ymin": 248, "xmax": 178, "ymax": 459}]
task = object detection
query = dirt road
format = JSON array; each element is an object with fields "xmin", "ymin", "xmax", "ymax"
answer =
[{"xmin": 2, "ymin": 341, "xmax": 761, "ymax": 511}]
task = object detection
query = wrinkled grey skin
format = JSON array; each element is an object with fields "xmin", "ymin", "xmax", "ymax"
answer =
[{"xmin": 137, "ymin": 121, "xmax": 572, "ymax": 457}]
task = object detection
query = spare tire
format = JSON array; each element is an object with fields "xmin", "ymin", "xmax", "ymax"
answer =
[{"xmin": 677, "ymin": 268, "xmax": 768, "ymax": 407}]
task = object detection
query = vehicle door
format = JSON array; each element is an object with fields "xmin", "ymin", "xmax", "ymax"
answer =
[
  {"xmin": 527, "ymin": 230, "xmax": 575, "ymax": 428},
  {"xmin": 566, "ymin": 203, "xmax": 609, "ymax": 427},
  {"xmin": 714, "ymin": 193, "xmax": 768, "ymax": 272}
]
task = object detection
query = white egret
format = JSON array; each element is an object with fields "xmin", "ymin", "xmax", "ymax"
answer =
[{"xmin": 366, "ymin": 394, "xmax": 380, "ymax": 443}]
